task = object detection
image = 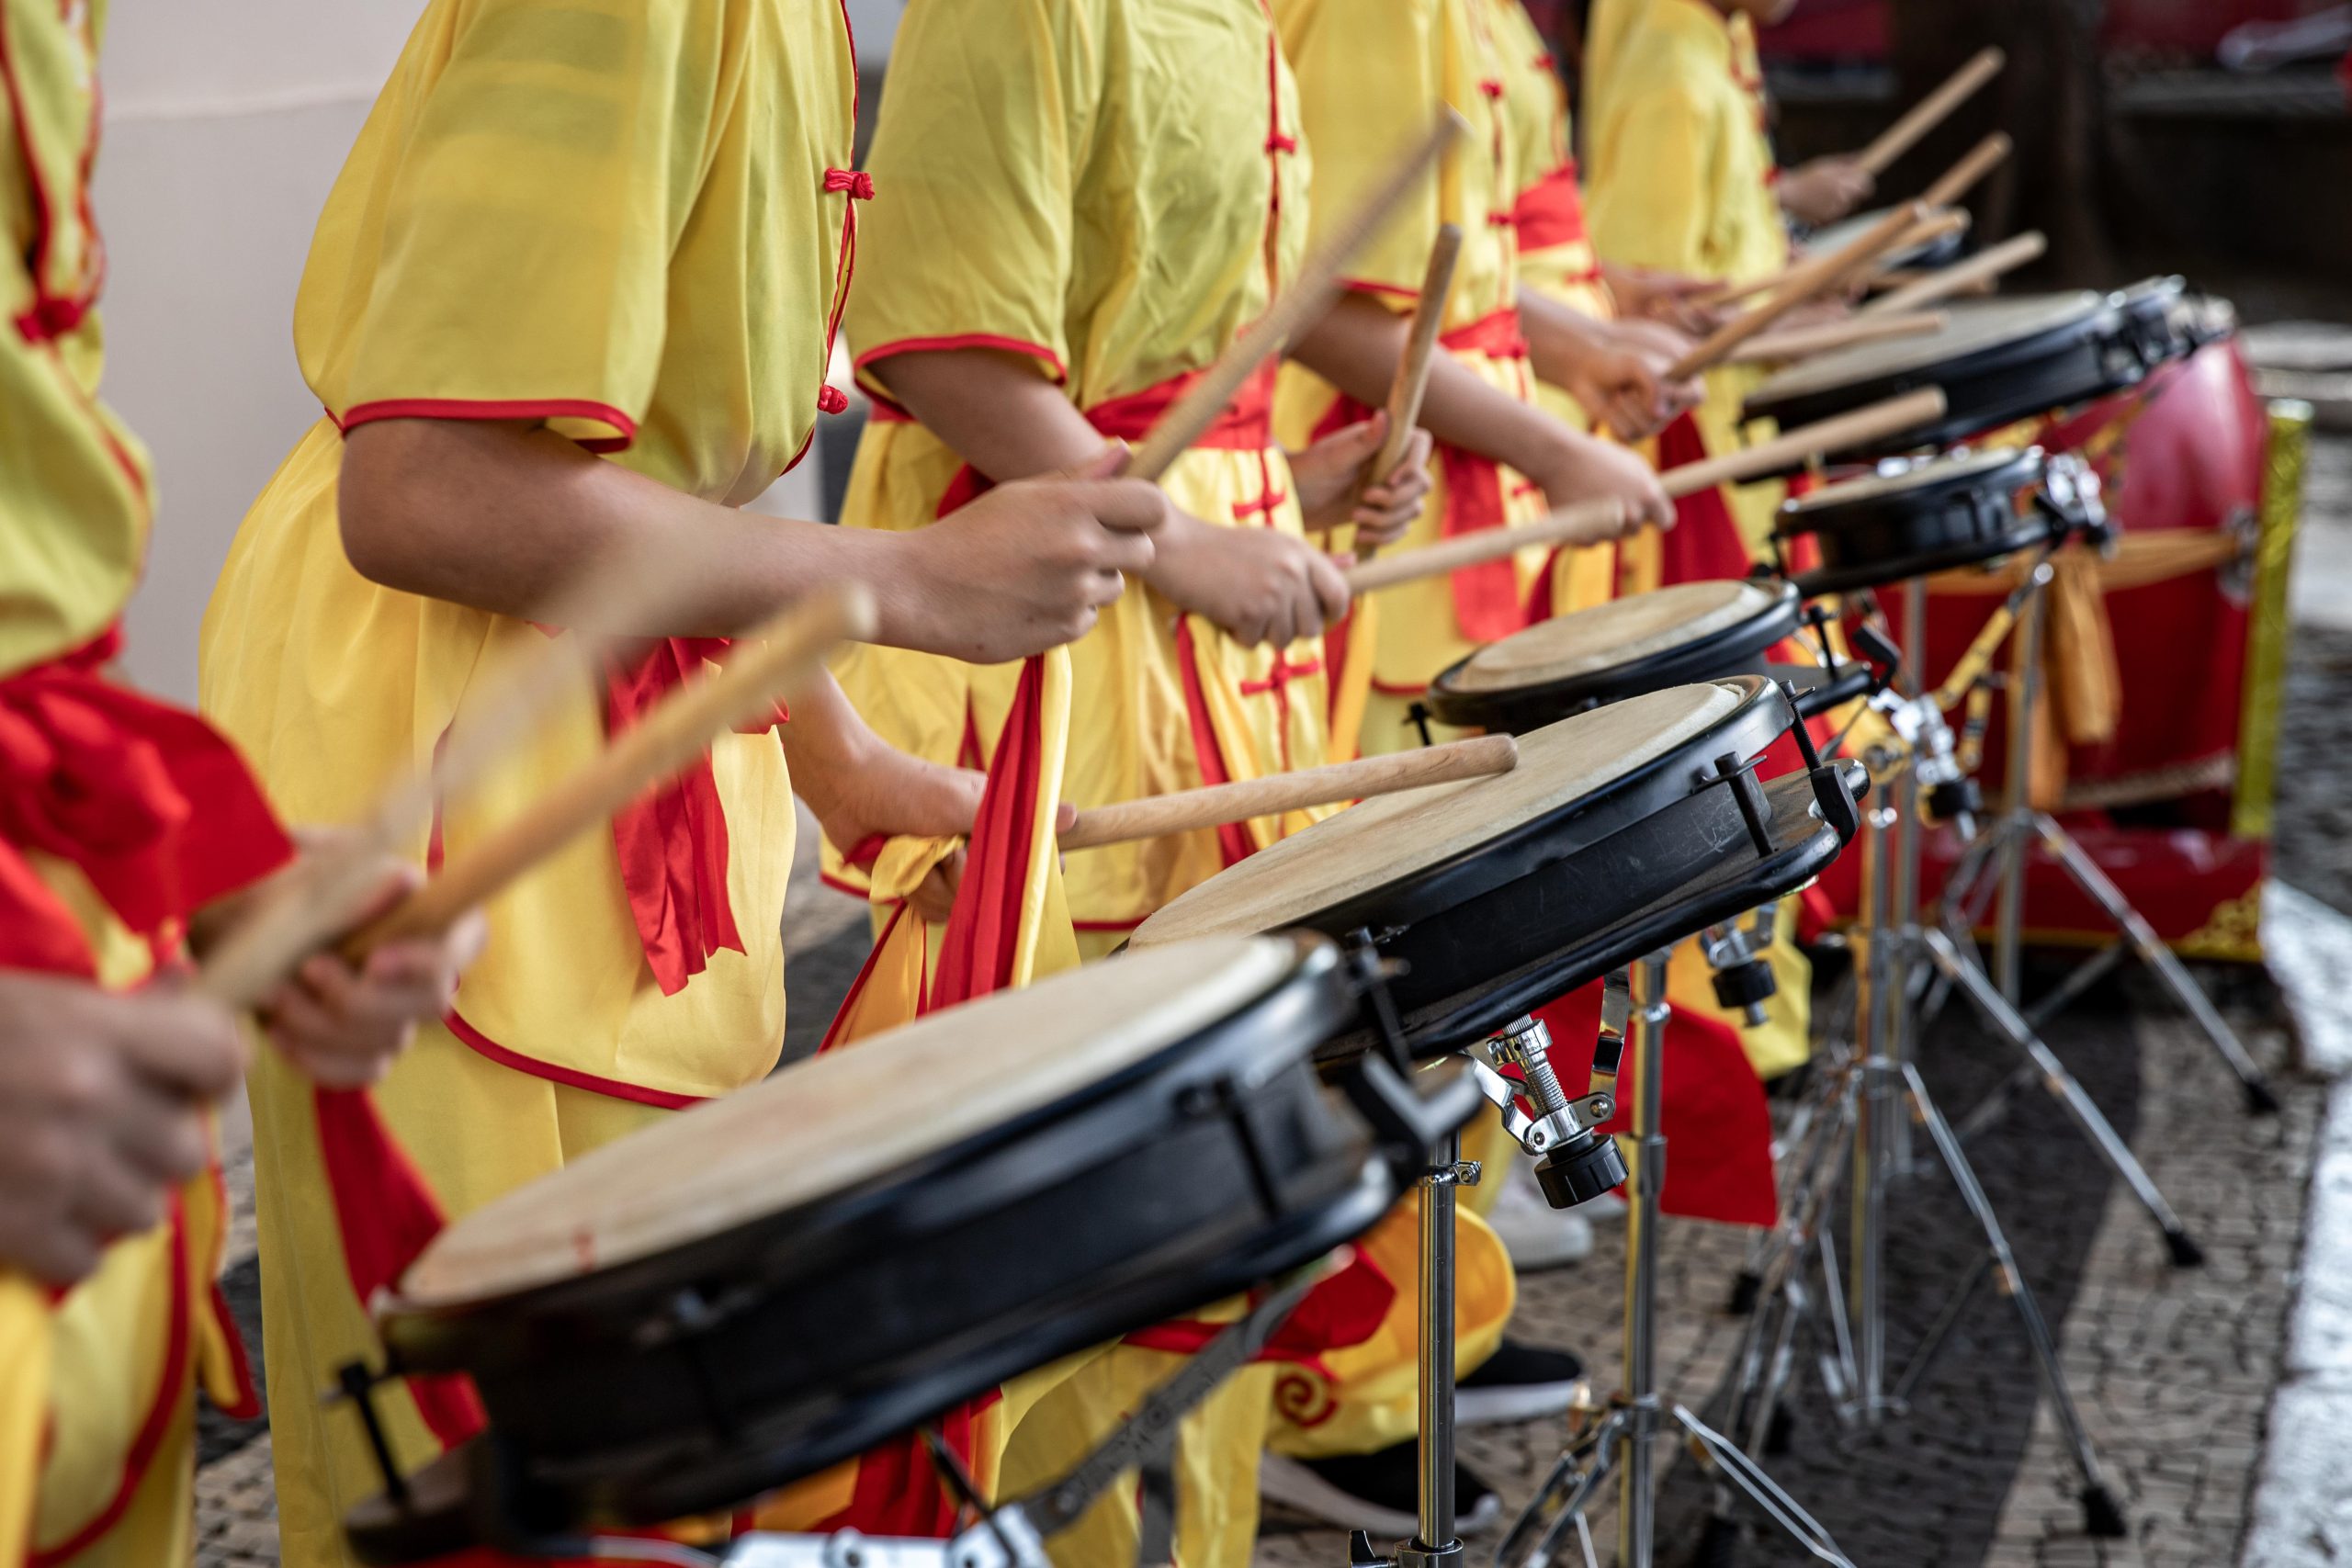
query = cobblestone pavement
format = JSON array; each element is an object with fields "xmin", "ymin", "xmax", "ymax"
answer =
[{"xmin": 190, "ymin": 429, "xmax": 2352, "ymax": 1564}]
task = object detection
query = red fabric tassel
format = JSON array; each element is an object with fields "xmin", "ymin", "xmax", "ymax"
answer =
[
  {"xmin": 1532, "ymin": 982, "xmax": 1778, "ymax": 1229},
  {"xmin": 597, "ymin": 637, "xmax": 788, "ymax": 998},
  {"xmin": 311, "ymin": 1085, "xmax": 487, "ymax": 1448},
  {"xmin": 1654, "ymin": 413, "xmax": 1758, "ymax": 585},
  {"xmin": 0, "ymin": 626, "xmax": 293, "ymax": 976}
]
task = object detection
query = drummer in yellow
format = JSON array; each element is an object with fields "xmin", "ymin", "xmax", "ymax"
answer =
[
  {"xmin": 1487, "ymin": 0, "xmax": 1703, "ymax": 619},
  {"xmin": 823, "ymin": 5, "xmax": 1437, "ymax": 1561},
  {"xmin": 195, "ymin": 4, "xmax": 1176, "ymax": 1562},
  {"xmin": 1273, "ymin": 0, "xmax": 1676, "ymax": 763},
  {"xmin": 1, "ymin": 7, "xmax": 481, "ymax": 1565}
]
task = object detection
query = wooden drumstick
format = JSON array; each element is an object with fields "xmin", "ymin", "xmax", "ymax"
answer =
[
  {"xmin": 1919, "ymin": 132, "xmax": 2012, "ymax": 210},
  {"xmin": 1341, "ymin": 389, "xmax": 1949, "ymax": 595},
  {"xmin": 1864, "ymin": 231, "xmax": 2047, "ymax": 317},
  {"xmin": 1855, "ymin": 48, "xmax": 2007, "ymax": 176},
  {"xmin": 1343, "ymin": 500, "xmax": 1628, "ymax": 593},
  {"xmin": 193, "ymin": 533, "xmax": 769, "ymax": 1011},
  {"xmin": 1061, "ymin": 735, "xmax": 1517, "ymax": 851},
  {"xmin": 1120, "ymin": 113, "xmax": 1465, "ymax": 483},
  {"xmin": 1358, "ymin": 223, "xmax": 1464, "ymax": 557},
  {"xmin": 1667, "ymin": 203, "xmax": 1928, "ymax": 381},
  {"xmin": 1871, "ymin": 209, "xmax": 1970, "ymax": 274},
  {"xmin": 1728, "ymin": 310, "xmax": 1948, "ymax": 365},
  {"xmin": 334, "ymin": 586, "xmax": 874, "ymax": 960},
  {"xmin": 1667, "ymin": 387, "xmax": 1950, "ymax": 494}
]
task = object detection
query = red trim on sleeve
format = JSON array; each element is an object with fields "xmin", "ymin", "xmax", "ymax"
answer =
[
  {"xmin": 337, "ymin": 398, "xmax": 639, "ymax": 449},
  {"xmin": 441, "ymin": 1009, "xmax": 710, "ymax": 1110},
  {"xmin": 852, "ymin": 333, "xmax": 1069, "ymax": 384},
  {"xmin": 1340, "ymin": 278, "xmax": 1420, "ymax": 304}
]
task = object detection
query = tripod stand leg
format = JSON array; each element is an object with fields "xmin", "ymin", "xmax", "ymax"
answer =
[
  {"xmin": 1414, "ymin": 1131, "xmax": 1460, "ymax": 1560},
  {"xmin": 1678, "ymin": 1407, "xmax": 1857, "ymax": 1567},
  {"xmin": 1620, "ymin": 953, "xmax": 1669, "ymax": 1568},
  {"xmin": 1493, "ymin": 1416, "xmax": 1623, "ymax": 1568},
  {"xmin": 1899, "ymin": 1063, "xmax": 2128, "ymax": 1538},
  {"xmin": 2034, "ymin": 815, "xmax": 2278, "ymax": 1113},
  {"xmin": 1921, "ymin": 928, "xmax": 2203, "ymax": 1267}
]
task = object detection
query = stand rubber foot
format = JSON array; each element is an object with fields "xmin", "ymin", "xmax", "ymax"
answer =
[
  {"xmin": 1690, "ymin": 1512, "xmax": 1741, "ymax": 1568},
  {"xmin": 1347, "ymin": 1529, "xmax": 1384, "ymax": 1567},
  {"xmin": 2244, "ymin": 1079, "xmax": 2282, "ymax": 1116},
  {"xmin": 1726, "ymin": 1268, "xmax": 1762, "ymax": 1316},
  {"xmin": 1766, "ymin": 1404, "xmax": 1795, "ymax": 1457},
  {"xmin": 2082, "ymin": 1483, "xmax": 2129, "ymax": 1539},
  {"xmin": 2165, "ymin": 1229, "xmax": 2206, "ymax": 1269}
]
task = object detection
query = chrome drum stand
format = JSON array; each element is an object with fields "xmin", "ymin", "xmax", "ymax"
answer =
[
  {"xmin": 1715, "ymin": 540, "xmax": 2151, "ymax": 1547},
  {"xmin": 1477, "ymin": 963, "xmax": 1852, "ymax": 1568}
]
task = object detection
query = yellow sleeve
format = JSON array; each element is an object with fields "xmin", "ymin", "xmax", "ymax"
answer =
[
  {"xmin": 1276, "ymin": 0, "xmax": 1445, "ymax": 301},
  {"xmin": 1586, "ymin": 83, "xmax": 1719, "ymax": 276},
  {"xmin": 843, "ymin": 0, "xmax": 1102, "ymax": 386},
  {"xmin": 334, "ymin": 0, "xmax": 729, "ymax": 447}
]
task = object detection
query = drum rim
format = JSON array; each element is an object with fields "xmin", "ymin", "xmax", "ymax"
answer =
[
  {"xmin": 381, "ymin": 933, "xmax": 1345, "ymax": 1356},
  {"xmin": 1151, "ymin": 676, "xmax": 1792, "ymax": 953},
  {"xmin": 1778, "ymin": 446, "xmax": 2052, "ymax": 596},
  {"xmin": 1747, "ymin": 290, "xmax": 2113, "ymax": 409},
  {"xmin": 1780, "ymin": 446, "xmax": 2039, "ymax": 518},
  {"xmin": 1426, "ymin": 581, "xmax": 1803, "ymax": 728}
]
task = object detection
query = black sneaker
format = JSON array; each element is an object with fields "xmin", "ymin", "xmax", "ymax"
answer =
[
  {"xmin": 1455, "ymin": 1338, "xmax": 1588, "ymax": 1426},
  {"xmin": 1259, "ymin": 1440, "xmax": 1503, "ymax": 1539}
]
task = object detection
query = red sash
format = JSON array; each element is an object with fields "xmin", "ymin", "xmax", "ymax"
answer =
[
  {"xmin": 1314, "ymin": 307, "xmax": 1534, "ymax": 646},
  {"xmin": 0, "ymin": 626, "xmax": 292, "ymax": 977},
  {"xmin": 1512, "ymin": 162, "xmax": 1598, "ymax": 267},
  {"xmin": 1654, "ymin": 412, "xmax": 1758, "ymax": 584}
]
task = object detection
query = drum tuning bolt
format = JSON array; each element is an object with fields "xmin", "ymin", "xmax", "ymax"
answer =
[{"xmin": 1470, "ymin": 1013, "xmax": 1628, "ymax": 1210}]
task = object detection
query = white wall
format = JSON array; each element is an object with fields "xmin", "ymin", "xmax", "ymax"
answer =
[{"xmin": 99, "ymin": 0, "xmax": 910, "ymax": 705}]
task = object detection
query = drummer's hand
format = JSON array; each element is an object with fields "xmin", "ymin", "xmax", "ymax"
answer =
[
  {"xmin": 250, "ymin": 835, "xmax": 485, "ymax": 1089},
  {"xmin": 1145, "ymin": 511, "xmax": 1353, "ymax": 649},
  {"xmin": 1599, "ymin": 320, "xmax": 1705, "ymax": 440},
  {"xmin": 890, "ymin": 446, "xmax": 1165, "ymax": 663},
  {"xmin": 1602, "ymin": 262, "xmax": 1729, "ymax": 335},
  {"xmin": 1779, "ymin": 156, "xmax": 1876, "ymax": 227},
  {"xmin": 1528, "ymin": 429, "xmax": 1675, "ymax": 539},
  {"xmin": 1288, "ymin": 413, "xmax": 1435, "ymax": 550},
  {"xmin": 0, "ymin": 974, "xmax": 245, "ymax": 1283}
]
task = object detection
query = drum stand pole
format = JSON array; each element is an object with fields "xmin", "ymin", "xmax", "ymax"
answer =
[
  {"xmin": 1497, "ymin": 957, "xmax": 1849, "ymax": 1568},
  {"xmin": 1412, "ymin": 1129, "xmax": 1463, "ymax": 1564},
  {"xmin": 1936, "ymin": 576, "xmax": 2278, "ymax": 1114}
]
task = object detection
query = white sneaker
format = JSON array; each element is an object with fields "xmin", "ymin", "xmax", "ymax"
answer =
[{"xmin": 1485, "ymin": 1157, "xmax": 1595, "ymax": 1270}]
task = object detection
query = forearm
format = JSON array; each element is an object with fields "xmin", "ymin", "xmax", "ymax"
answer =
[
  {"xmin": 339, "ymin": 419, "xmax": 900, "ymax": 639},
  {"xmin": 865, "ymin": 350, "xmax": 1107, "ymax": 483},
  {"xmin": 1516, "ymin": 288, "xmax": 1615, "ymax": 392}
]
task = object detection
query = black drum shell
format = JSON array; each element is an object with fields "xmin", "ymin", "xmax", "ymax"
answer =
[
  {"xmin": 1425, "ymin": 581, "xmax": 1804, "ymax": 733},
  {"xmin": 1213, "ymin": 678, "xmax": 1849, "ymax": 1057},
  {"xmin": 372, "ymin": 938, "xmax": 1390, "ymax": 1531},
  {"xmin": 1743, "ymin": 294, "xmax": 2180, "ymax": 455},
  {"xmin": 1778, "ymin": 449, "xmax": 2051, "ymax": 598}
]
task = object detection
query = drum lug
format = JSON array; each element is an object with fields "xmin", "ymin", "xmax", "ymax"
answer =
[
  {"xmin": 1702, "ymin": 750, "xmax": 1775, "ymax": 857},
  {"xmin": 327, "ymin": 1360, "xmax": 410, "ymax": 1508}
]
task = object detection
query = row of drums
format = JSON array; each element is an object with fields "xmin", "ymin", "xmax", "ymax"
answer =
[{"xmin": 339, "ymin": 276, "xmax": 2225, "ymax": 1565}]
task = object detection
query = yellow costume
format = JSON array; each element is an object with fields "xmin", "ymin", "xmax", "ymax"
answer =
[
  {"xmin": 3, "ymin": 8, "xmax": 285, "ymax": 1564},
  {"xmin": 1583, "ymin": 0, "xmax": 1810, "ymax": 1078},
  {"xmin": 828, "ymin": 0, "xmax": 1334, "ymax": 957},
  {"xmin": 198, "ymin": 4, "xmax": 864, "ymax": 1562},
  {"xmin": 1488, "ymin": 0, "xmax": 1615, "ymax": 615},
  {"xmin": 1584, "ymin": 0, "xmax": 1790, "ymax": 584},
  {"xmin": 822, "ymin": 6, "xmax": 1334, "ymax": 1560},
  {"xmin": 1273, "ymin": 0, "xmax": 1555, "ymax": 759}
]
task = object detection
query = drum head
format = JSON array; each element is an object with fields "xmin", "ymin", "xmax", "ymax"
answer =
[
  {"xmin": 1745, "ymin": 292, "xmax": 2136, "ymax": 448},
  {"xmin": 368, "ymin": 934, "xmax": 1400, "ymax": 1537},
  {"xmin": 1812, "ymin": 204, "xmax": 1969, "ymax": 272},
  {"xmin": 1779, "ymin": 446, "xmax": 2049, "ymax": 595},
  {"xmin": 1133, "ymin": 682, "xmax": 1747, "ymax": 952},
  {"xmin": 399, "ymin": 936, "xmax": 1307, "ymax": 1311},
  {"xmin": 1429, "ymin": 580, "xmax": 1800, "ymax": 730}
]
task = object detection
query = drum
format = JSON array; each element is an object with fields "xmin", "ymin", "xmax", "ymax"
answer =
[
  {"xmin": 1744, "ymin": 283, "xmax": 2206, "ymax": 451},
  {"xmin": 1809, "ymin": 204, "xmax": 1969, "ymax": 272},
  {"xmin": 1773, "ymin": 446, "xmax": 2061, "ymax": 597},
  {"xmin": 344, "ymin": 933, "xmax": 1476, "ymax": 1561},
  {"xmin": 1424, "ymin": 579, "xmax": 1803, "ymax": 733},
  {"xmin": 1129, "ymin": 678, "xmax": 1860, "ymax": 1060}
]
